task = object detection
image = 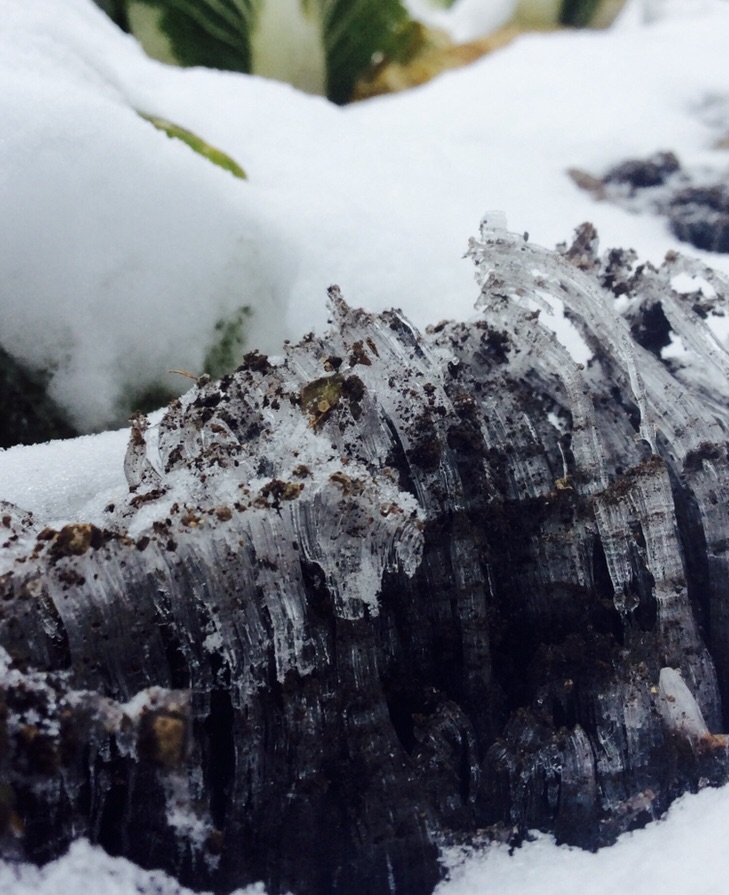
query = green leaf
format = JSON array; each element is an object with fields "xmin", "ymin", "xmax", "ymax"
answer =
[
  {"xmin": 125, "ymin": 0, "xmax": 420, "ymax": 104},
  {"xmin": 92, "ymin": 0, "xmax": 132, "ymax": 30},
  {"xmin": 320, "ymin": 0, "xmax": 422, "ymax": 103},
  {"xmin": 123, "ymin": 380, "xmax": 178, "ymax": 418},
  {"xmin": 131, "ymin": 0, "xmax": 257, "ymax": 72},
  {"xmin": 139, "ymin": 113, "xmax": 247, "ymax": 179},
  {"xmin": 203, "ymin": 306, "xmax": 252, "ymax": 378},
  {"xmin": 560, "ymin": 0, "xmax": 602, "ymax": 26}
]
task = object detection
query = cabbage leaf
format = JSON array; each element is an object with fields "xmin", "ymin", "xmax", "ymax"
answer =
[{"xmin": 125, "ymin": 0, "xmax": 421, "ymax": 103}]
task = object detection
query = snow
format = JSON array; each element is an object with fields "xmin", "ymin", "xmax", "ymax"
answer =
[
  {"xmin": 2, "ymin": 783, "xmax": 729, "ymax": 895},
  {"xmin": 439, "ymin": 782, "xmax": 729, "ymax": 895},
  {"xmin": 0, "ymin": 427, "xmax": 128, "ymax": 524},
  {"xmin": 0, "ymin": 838, "xmax": 266, "ymax": 895},
  {"xmin": 4, "ymin": 0, "xmax": 729, "ymax": 892}
]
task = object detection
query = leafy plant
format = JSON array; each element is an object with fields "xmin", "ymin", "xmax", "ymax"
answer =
[
  {"xmin": 128, "ymin": 0, "xmax": 256, "ymax": 72},
  {"xmin": 319, "ymin": 0, "xmax": 423, "ymax": 103},
  {"xmin": 93, "ymin": 0, "xmax": 131, "ymax": 31},
  {"xmin": 559, "ymin": 0, "xmax": 602, "ymax": 27},
  {"xmin": 515, "ymin": 0, "xmax": 622, "ymax": 28},
  {"xmin": 203, "ymin": 306, "xmax": 252, "ymax": 379},
  {"xmin": 123, "ymin": 380, "xmax": 178, "ymax": 418},
  {"xmin": 114, "ymin": 0, "xmax": 424, "ymax": 104}
]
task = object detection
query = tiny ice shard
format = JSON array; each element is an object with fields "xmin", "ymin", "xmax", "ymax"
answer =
[
  {"xmin": 123, "ymin": 411, "xmax": 161, "ymax": 493},
  {"xmin": 657, "ymin": 667, "xmax": 710, "ymax": 741},
  {"xmin": 479, "ymin": 209, "xmax": 508, "ymax": 235}
]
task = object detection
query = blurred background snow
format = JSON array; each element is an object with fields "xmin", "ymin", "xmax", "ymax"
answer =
[{"xmin": 3, "ymin": 0, "xmax": 729, "ymax": 435}]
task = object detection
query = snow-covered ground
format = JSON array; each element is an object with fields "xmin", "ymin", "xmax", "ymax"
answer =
[
  {"xmin": 2, "ymin": 783, "xmax": 729, "ymax": 895},
  {"xmin": 438, "ymin": 782, "xmax": 729, "ymax": 895},
  {"xmin": 4, "ymin": 0, "xmax": 729, "ymax": 892}
]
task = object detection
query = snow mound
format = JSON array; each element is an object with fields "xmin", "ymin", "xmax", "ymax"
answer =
[
  {"xmin": 0, "ymin": 0, "xmax": 288, "ymax": 432},
  {"xmin": 5, "ymin": 0, "xmax": 729, "ymax": 435},
  {"xmin": 439, "ymin": 783, "xmax": 729, "ymax": 895},
  {"xmin": 0, "ymin": 838, "xmax": 267, "ymax": 895}
]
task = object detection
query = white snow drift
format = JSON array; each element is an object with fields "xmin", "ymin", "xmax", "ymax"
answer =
[{"xmin": 3, "ymin": 0, "xmax": 729, "ymax": 431}]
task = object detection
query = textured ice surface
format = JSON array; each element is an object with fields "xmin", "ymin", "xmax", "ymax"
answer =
[
  {"xmin": 657, "ymin": 666, "xmax": 711, "ymax": 739},
  {"xmin": 3, "ymin": 223, "xmax": 729, "ymax": 894}
]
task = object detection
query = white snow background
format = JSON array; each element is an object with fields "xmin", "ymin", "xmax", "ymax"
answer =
[{"xmin": 3, "ymin": 0, "xmax": 729, "ymax": 891}]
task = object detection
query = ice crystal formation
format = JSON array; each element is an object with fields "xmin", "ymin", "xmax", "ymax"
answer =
[{"xmin": 2, "ymin": 220, "xmax": 729, "ymax": 895}]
